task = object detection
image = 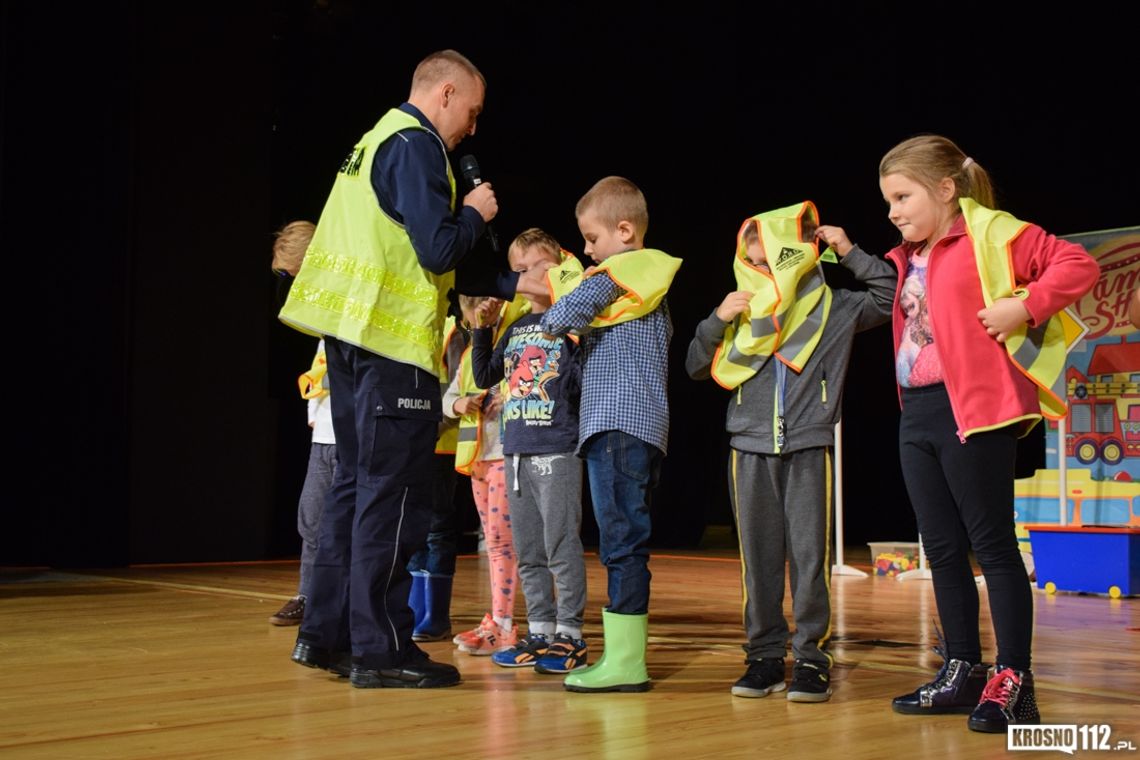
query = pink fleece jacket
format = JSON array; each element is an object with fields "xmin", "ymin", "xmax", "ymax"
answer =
[{"xmin": 886, "ymin": 214, "xmax": 1099, "ymax": 440}]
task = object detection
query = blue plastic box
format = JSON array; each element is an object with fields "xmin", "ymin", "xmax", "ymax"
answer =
[{"xmin": 1026, "ymin": 525, "xmax": 1139, "ymax": 597}]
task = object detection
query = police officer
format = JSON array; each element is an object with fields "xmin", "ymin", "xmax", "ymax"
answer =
[{"xmin": 280, "ymin": 50, "xmax": 507, "ymax": 688}]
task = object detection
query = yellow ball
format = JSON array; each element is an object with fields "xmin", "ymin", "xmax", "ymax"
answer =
[
  {"xmin": 1044, "ymin": 581, "xmax": 1057, "ymax": 595},
  {"xmin": 1108, "ymin": 585, "xmax": 1122, "ymax": 599}
]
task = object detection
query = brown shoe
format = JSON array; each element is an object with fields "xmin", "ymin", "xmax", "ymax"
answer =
[{"xmin": 270, "ymin": 596, "xmax": 305, "ymax": 626}]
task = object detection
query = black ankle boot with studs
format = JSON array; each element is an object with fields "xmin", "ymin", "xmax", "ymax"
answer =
[
  {"xmin": 893, "ymin": 657, "xmax": 990, "ymax": 714},
  {"xmin": 968, "ymin": 666, "xmax": 1041, "ymax": 733}
]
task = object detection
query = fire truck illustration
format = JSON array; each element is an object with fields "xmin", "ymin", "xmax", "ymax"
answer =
[{"xmin": 1065, "ymin": 339, "xmax": 1140, "ymax": 466}]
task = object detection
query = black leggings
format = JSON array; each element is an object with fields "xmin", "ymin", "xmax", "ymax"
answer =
[{"xmin": 898, "ymin": 384, "xmax": 1033, "ymax": 671}]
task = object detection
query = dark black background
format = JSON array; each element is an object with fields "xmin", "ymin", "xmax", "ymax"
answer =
[{"xmin": 3, "ymin": 1, "xmax": 1134, "ymax": 566}]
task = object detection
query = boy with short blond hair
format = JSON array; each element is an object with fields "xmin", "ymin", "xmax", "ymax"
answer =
[
  {"xmin": 539, "ymin": 177, "xmax": 682, "ymax": 693},
  {"xmin": 470, "ymin": 228, "xmax": 589, "ymax": 674}
]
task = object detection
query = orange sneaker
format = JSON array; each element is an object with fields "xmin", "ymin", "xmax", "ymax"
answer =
[
  {"xmin": 453, "ymin": 613, "xmax": 493, "ymax": 648},
  {"xmin": 459, "ymin": 619, "xmax": 518, "ymax": 656}
]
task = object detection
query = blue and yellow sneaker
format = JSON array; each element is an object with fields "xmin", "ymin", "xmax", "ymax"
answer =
[
  {"xmin": 534, "ymin": 633, "xmax": 588, "ymax": 674},
  {"xmin": 490, "ymin": 633, "xmax": 550, "ymax": 668}
]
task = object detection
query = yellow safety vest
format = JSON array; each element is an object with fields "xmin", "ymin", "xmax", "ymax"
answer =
[
  {"xmin": 453, "ymin": 345, "xmax": 490, "ymax": 475},
  {"xmin": 961, "ymin": 198, "xmax": 1079, "ymax": 421},
  {"xmin": 452, "ymin": 299, "xmax": 522, "ymax": 473},
  {"xmin": 540, "ymin": 249, "xmax": 585, "ymax": 307},
  {"xmin": 278, "ymin": 108, "xmax": 456, "ymax": 377},
  {"xmin": 298, "ymin": 348, "xmax": 329, "ymax": 400},
  {"xmin": 435, "ymin": 316, "xmax": 460, "ymax": 455},
  {"xmin": 711, "ymin": 201, "xmax": 832, "ymax": 389},
  {"xmin": 548, "ymin": 248, "xmax": 681, "ymax": 327}
]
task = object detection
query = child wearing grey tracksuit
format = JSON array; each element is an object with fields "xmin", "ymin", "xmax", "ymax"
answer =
[
  {"xmin": 468, "ymin": 228, "xmax": 590, "ymax": 674},
  {"xmin": 471, "ymin": 311, "xmax": 587, "ymax": 673},
  {"xmin": 686, "ymin": 237, "xmax": 895, "ymax": 702}
]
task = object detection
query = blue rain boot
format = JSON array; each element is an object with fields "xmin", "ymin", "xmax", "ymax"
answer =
[
  {"xmin": 408, "ymin": 570, "xmax": 428, "ymax": 633},
  {"xmin": 412, "ymin": 573, "xmax": 453, "ymax": 642}
]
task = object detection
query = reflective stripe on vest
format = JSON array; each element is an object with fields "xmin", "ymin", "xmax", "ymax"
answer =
[
  {"xmin": 961, "ymin": 198, "xmax": 1074, "ymax": 425},
  {"xmin": 278, "ymin": 108, "xmax": 456, "ymax": 376},
  {"xmin": 548, "ymin": 249, "xmax": 681, "ymax": 327},
  {"xmin": 711, "ymin": 201, "xmax": 832, "ymax": 390},
  {"xmin": 453, "ymin": 346, "xmax": 485, "ymax": 475}
]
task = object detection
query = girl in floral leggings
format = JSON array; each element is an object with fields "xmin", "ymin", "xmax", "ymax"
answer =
[{"xmin": 442, "ymin": 295, "xmax": 519, "ymax": 655}]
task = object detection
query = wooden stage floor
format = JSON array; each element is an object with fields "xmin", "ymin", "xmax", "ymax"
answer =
[{"xmin": 2, "ymin": 548, "xmax": 1137, "ymax": 759}]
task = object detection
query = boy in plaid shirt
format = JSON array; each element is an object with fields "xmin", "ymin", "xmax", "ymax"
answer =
[{"xmin": 539, "ymin": 177, "xmax": 681, "ymax": 693}]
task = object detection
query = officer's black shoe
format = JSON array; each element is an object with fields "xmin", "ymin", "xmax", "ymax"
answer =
[
  {"xmin": 349, "ymin": 648, "xmax": 461, "ymax": 689},
  {"xmin": 892, "ymin": 657, "xmax": 989, "ymax": 715},
  {"xmin": 291, "ymin": 640, "xmax": 352, "ymax": 677},
  {"xmin": 967, "ymin": 666, "xmax": 1040, "ymax": 733}
]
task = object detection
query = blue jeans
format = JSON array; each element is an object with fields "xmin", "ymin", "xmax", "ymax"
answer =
[{"xmin": 581, "ymin": 430, "xmax": 662, "ymax": 615}]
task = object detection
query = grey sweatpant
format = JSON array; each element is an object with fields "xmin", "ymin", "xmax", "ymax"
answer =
[
  {"xmin": 729, "ymin": 446, "xmax": 832, "ymax": 664},
  {"xmin": 506, "ymin": 452, "xmax": 586, "ymax": 631},
  {"xmin": 298, "ymin": 442, "xmax": 337, "ymax": 599}
]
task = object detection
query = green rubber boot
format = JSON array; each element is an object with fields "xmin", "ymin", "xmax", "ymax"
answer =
[{"xmin": 564, "ymin": 608, "xmax": 650, "ymax": 693}]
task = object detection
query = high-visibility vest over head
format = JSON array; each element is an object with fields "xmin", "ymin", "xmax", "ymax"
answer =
[
  {"xmin": 961, "ymin": 197, "xmax": 1080, "ymax": 425},
  {"xmin": 278, "ymin": 108, "xmax": 456, "ymax": 377},
  {"xmin": 711, "ymin": 201, "xmax": 832, "ymax": 390},
  {"xmin": 547, "ymin": 248, "xmax": 681, "ymax": 327}
]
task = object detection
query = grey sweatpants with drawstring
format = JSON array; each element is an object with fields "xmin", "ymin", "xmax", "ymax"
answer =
[
  {"xmin": 729, "ymin": 446, "xmax": 833, "ymax": 665},
  {"xmin": 506, "ymin": 452, "xmax": 586, "ymax": 632}
]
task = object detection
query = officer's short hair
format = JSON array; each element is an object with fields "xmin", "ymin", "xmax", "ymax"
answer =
[{"xmin": 411, "ymin": 50, "xmax": 485, "ymax": 93}]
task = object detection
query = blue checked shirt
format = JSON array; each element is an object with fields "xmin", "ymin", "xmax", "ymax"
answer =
[{"xmin": 540, "ymin": 273, "xmax": 672, "ymax": 454}]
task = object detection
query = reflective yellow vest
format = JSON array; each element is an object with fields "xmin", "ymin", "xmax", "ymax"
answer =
[
  {"xmin": 961, "ymin": 198, "xmax": 1077, "ymax": 420},
  {"xmin": 509, "ymin": 247, "xmax": 577, "ymax": 320},
  {"xmin": 540, "ymin": 249, "xmax": 585, "ymax": 307},
  {"xmin": 711, "ymin": 202, "xmax": 832, "ymax": 389},
  {"xmin": 548, "ymin": 248, "xmax": 681, "ymax": 326},
  {"xmin": 278, "ymin": 108, "xmax": 456, "ymax": 377},
  {"xmin": 298, "ymin": 347, "xmax": 329, "ymax": 400},
  {"xmin": 435, "ymin": 316, "xmax": 460, "ymax": 455},
  {"xmin": 452, "ymin": 302, "xmax": 520, "ymax": 474},
  {"xmin": 453, "ymin": 345, "xmax": 490, "ymax": 475}
]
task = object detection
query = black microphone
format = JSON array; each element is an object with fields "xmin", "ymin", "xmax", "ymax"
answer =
[{"xmin": 459, "ymin": 154, "xmax": 500, "ymax": 253}]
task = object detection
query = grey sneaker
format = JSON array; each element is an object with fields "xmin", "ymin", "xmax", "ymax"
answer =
[{"xmin": 731, "ymin": 658, "xmax": 786, "ymax": 698}]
